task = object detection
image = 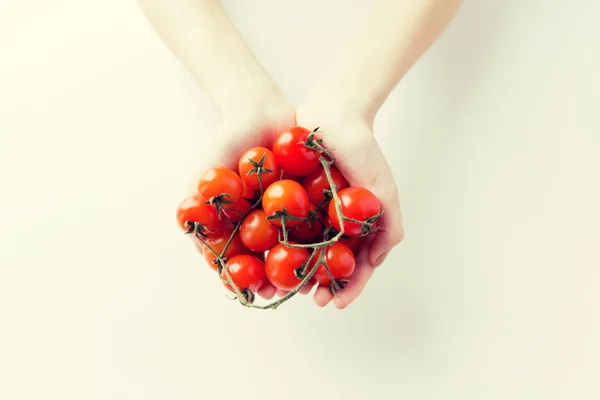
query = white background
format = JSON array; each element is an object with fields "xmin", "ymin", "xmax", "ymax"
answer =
[{"xmin": 1, "ymin": 1, "xmax": 599, "ymax": 399}]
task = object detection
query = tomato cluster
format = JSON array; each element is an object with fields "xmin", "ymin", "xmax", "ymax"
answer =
[{"xmin": 176, "ymin": 126, "xmax": 383, "ymax": 307}]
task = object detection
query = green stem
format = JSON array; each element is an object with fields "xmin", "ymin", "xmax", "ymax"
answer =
[
  {"xmin": 194, "ymin": 233, "xmax": 250, "ymax": 306},
  {"xmin": 252, "ymin": 249, "xmax": 323, "ymax": 310},
  {"xmin": 251, "ymin": 155, "xmax": 346, "ymax": 308}
]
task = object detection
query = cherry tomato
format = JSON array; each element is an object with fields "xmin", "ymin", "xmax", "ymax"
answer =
[
  {"xmin": 240, "ymin": 209, "xmax": 280, "ymax": 252},
  {"xmin": 202, "ymin": 227, "xmax": 248, "ymax": 271},
  {"xmin": 224, "ymin": 181, "xmax": 255, "ymax": 220},
  {"xmin": 323, "ymin": 214, "xmax": 333, "ymax": 228},
  {"xmin": 215, "ymin": 217, "xmax": 238, "ymax": 232},
  {"xmin": 220, "ymin": 255, "xmax": 267, "ymax": 293},
  {"xmin": 290, "ymin": 204, "xmax": 324, "ymax": 242},
  {"xmin": 238, "ymin": 147, "xmax": 280, "ymax": 190},
  {"xmin": 311, "ymin": 242, "xmax": 356, "ymax": 286},
  {"xmin": 303, "ymin": 166, "xmax": 349, "ymax": 205},
  {"xmin": 339, "ymin": 235, "xmax": 365, "ymax": 252},
  {"xmin": 281, "ymin": 170, "xmax": 303, "ymax": 182},
  {"xmin": 321, "ymin": 214, "xmax": 366, "ymax": 249},
  {"xmin": 328, "ymin": 187, "xmax": 381, "ymax": 236},
  {"xmin": 198, "ymin": 167, "xmax": 243, "ymax": 204},
  {"xmin": 265, "ymin": 243, "xmax": 310, "ymax": 290},
  {"xmin": 262, "ymin": 180, "xmax": 310, "ymax": 227},
  {"xmin": 272, "ymin": 126, "xmax": 320, "ymax": 176},
  {"xmin": 176, "ymin": 195, "xmax": 221, "ymax": 234},
  {"xmin": 250, "ymin": 251, "xmax": 266, "ymax": 263}
]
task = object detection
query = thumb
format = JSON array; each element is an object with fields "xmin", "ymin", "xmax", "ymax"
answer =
[
  {"xmin": 368, "ymin": 210, "xmax": 404, "ymax": 267},
  {"xmin": 331, "ymin": 137, "xmax": 405, "ymax": 266}
]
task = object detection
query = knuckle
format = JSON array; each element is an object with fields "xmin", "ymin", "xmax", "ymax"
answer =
[
  {"xmin": 376, "ymin": 181, "xmax": 400, "ymax": 204},
  {"xmin": 390, "ymin": 228, "xmax": 404, "ymax": 245},
  {"xmin": 334, "ymin": 299, "xmax": 350, "ymax": 310}
]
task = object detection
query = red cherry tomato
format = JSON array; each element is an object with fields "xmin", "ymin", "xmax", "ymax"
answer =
[
  {"xmin": 281, "ymin": 170, "xmax": 303, "ymax": 182},
  {"xmin": 239, "ymin": 209, "xmax": 280, "ymax": 252},
  {"xmin": 265, "ymin": 243, "xmax": 310, "ymax": 290},
  {"xmin": 272, "ymin": 126, "xmax": 320, "ymax": 176},
  {"xmin": 321, "ymin": 214, "xmax": 366, "ymax": 250},
  {"xmin": 176, "ymin": 195, "xmax": 221, "ymax": 234},
  {"xmin": 328, "ymin": 187, "xmax": 381, "ymax": 236},
  {"xmin": 198, "ymin": 167, "xmax": 243, "ymax": 204},
  {"xmin": 250, "ymin": 251, "xmax": 266, "ymax": 263},
  {"xmin": 238, "ymin": 147, "xmax": 280, "ymax": 190},
  {"xmin": 339, "ymin": 235, "xmax": 365, "ymax": 253},
  {"xmin": 290, "ymin": 204, "xmax": 324, "ymax": 242},
  {"xmin": 224, "ymin": 181, "xmax": 255, "ymax": 220},
  {"xmin": 311, "ymin": 242, "xmax": 356, "ymax": 286},
  {"xmin": 220, "ymin": 255, "xmax": 267, "ymax": 293},
  {"xmin": 202, "ymin": 227, "xmax": 248, "ymax": 271},
  {"xmin": 262, "ymin": 180, "xmax": 310, "ymax": 227},
  {"xmin": 303, "ymin": 166, "xmax": 349, "ymax": 205}
]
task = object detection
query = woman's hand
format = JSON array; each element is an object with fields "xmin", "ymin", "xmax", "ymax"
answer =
[
  {"xmin": 192, "ymin": 94, "xmax": 296, "ymax": 302},
  {"xmin": 296, "ymin": 103, "xmax": 404, "ymax": 309},
  {"xmin": 291, "ymin": 0, "xmax": 461, "ymax": 308},
  {"xmin": 141, "ymin": 0, "xmax": 460, "ymax": 308}
]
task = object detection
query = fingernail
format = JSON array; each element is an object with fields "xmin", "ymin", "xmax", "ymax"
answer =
[{"xmin": 374, "ymin": 252, "xmax": 388, "ymax": 267}]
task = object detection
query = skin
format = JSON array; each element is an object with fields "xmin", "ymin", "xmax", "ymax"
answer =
[{"xmin": 139, "ymin": 0, "xmax": 462, "ymax": 308}]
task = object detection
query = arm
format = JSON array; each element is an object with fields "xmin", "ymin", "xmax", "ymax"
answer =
[
  {"xmin": 138, "ymin": 0, "xmax": 294, "ymax": 165},
  {"xmin": 298, "ymin": 0, "xmax": 462, "ymax": 309},
  {"xmin": 139, "ymin": 0, "xmax": 295, "ymax": 301},
  {"xmin": 138, "ymin": 0, "xmax": 286, "ymax": 117},
  {"xmin": 305, "ymin": 0, "xmax": 462, "ymax": 121}
]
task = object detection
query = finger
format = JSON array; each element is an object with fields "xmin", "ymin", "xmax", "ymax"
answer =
[
  {"xmin": 191, "ymin": 237, "xmax": 204, "ymax": 254},
  {"xmin": 298, "ymin": 280, "xmax": 315, "ymax": 295},
  {"xmin": 313, "ymin": 286, "xmax": 334, "ymax": 307},
  {"xmin": 258, "ymin": 282, "xmax": 276, "ymax": 300},
  {"xmin": 326, "ymin": 129, "xmax": 386, "ymax": 188},
  {"xmin": 332, "ymin": 261, "xmax": 375, "ymax": 309},
  {"xmin": 326, "ymin": 135, "xmax": 404, "ymax": 267},
  {"xmin": 340, "ymin": 138, "xmax": 402, "ymax": 267},
  {"xmin": 332, "ymin": 235, "xmax": 376, "ymax": 309},
  {"xmin": 368, "ymin": 191, "xmax": 404, "ymax": 267},
  {"xmin": 212, "ymin": 121, "xmax": 289, "ymax": 170},
  {"xmin": 276, "ymin": 289, "xmax": 288, "ymax": 298}
]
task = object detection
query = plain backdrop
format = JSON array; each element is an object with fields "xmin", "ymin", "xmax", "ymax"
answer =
[{"xmin": 1, "ymin": 1, "xmax": 599, "ymax": 399}]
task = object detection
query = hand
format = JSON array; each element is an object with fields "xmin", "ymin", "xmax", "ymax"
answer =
[
  {"xmin": 296, "ymin": 103, "xmax": 404, "ymax": 309},
  {"xmin": 192, "ymin": 94, "xmax": 296, "ymax": 302}
]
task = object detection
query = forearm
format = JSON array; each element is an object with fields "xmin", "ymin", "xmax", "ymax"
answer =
[
  {"xmin": 311, "ymin": 0, "xmax": 462, "ymax": 120},
  {"xmin": 138, "ymin": 0, "xmax": 281, "ymax": 116}
]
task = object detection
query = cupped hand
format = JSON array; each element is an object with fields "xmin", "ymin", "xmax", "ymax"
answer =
[
  {"xmin": 295, "ymin": 105, "xmax": 404, "ymax": 309},
  {"xmin": 192, "ymin": 97, "xmax": 296, "ymax": 301}
]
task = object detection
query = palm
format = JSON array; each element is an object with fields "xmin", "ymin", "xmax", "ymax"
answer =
[
  {"xmin": 210, "ymin": 105, "xmax": 296, "ymax": 169},
  {"xmin": 296, "ymin": 109, "xmax": 404, "ymax": 309},
  {"xmin": 197, "ymin": 105, "xmax": 296, "ymax": 301},
  {"xmin": 193, "ymin": 103, "xmax": 403, "ymax": 308}
]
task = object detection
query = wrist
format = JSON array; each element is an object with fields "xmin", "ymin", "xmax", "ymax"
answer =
[
  {"xmin": 219, "ymin": 83, "xmax": 295, "ymax": 142},
  {"xmin": 302, "ymin": 76, "xmax": 383, "ymax": 126},
  {"xmin": 218, "ymin": 77, "xmax": 289, "ymax": 120},
  {"xmin": 300, "ymin": 81, "xmax": 378, "ymax": 131}
]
